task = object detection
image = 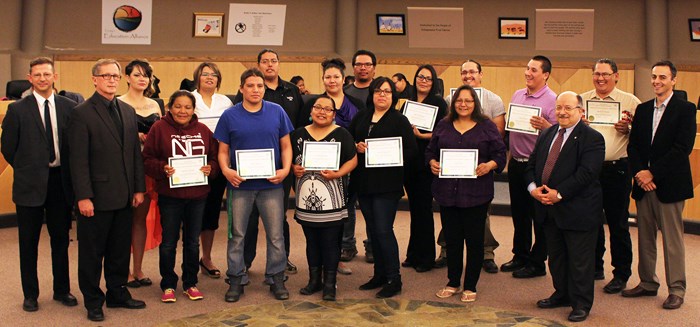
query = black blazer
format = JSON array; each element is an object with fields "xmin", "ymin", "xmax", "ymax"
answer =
[
  {"xmin": 628, "ymin": 93, "xmax": 696, "ymax": 203},
  {"xmin": 348, "ymin": 107, "xmax": 418, "ymax": 196},
  {"xmin": 68, "ymin": 92, "xmax": 145, "ymax": 210},
  {"xmin": 525, "ymin": 121, "xmax": 605, "ymax": 231},
  {"xmin": 1, "ymin": 94, "xmax": 77, "ymax": 206}
]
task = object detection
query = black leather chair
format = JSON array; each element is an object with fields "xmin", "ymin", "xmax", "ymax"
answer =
[
  {"xmin": 59, "ymin": 90, "xmax": 85, "ymax": 104},
  {"xmin": 154, "ymin": 98, "xmax": 165, "ymax": 115},
  {"xmin": 674, "ymin": 89, "xmax": 688, "ymax": 101},
  {"xmin": 5, "ymin": 80, "xmax": 31, "ymax": 100}
]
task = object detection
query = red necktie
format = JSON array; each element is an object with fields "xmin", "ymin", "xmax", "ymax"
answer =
[{"xmin": 542, "ymin": 129, "xmax": 565, "ymax": 184}]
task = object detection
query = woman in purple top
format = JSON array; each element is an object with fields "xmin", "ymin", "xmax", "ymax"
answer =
[{"xmin": 426, "ymin": 85, "xmax": 506, "ymax": 303}]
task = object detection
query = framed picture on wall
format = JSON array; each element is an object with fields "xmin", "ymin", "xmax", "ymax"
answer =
[
  {"xmin": 377, "ymin": 14, "xmax": 406, "ymax": 35},
  {"xmin": 499, "ymin": 17, "xmax": 528, "ymax": 39},
  {"xmin": 690, "ymin": 19, "xmax": 700, "ymax": 42},
  {"xmin": 194, "ymin": 12, "xmax": 225, "ymax": 38}
]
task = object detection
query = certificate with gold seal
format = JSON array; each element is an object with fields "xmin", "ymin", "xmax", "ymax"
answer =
[
  {"xmin": 505, "ymin": 104, "xmax": 541, "ymax": 135},
  {"xmin": 439, "ymin": 149, "xmax": 478, "ymax": 179},
  {"xmin": 169, "ymin": 155, "xmax": 208, "ymax": 188},
  {"xmin": 235, "ymin": 148, "xmax": 276, "ymax": 179},
  {"xmin": 586, "ymin": 100, "xmax": 621, "ymax": 125}
]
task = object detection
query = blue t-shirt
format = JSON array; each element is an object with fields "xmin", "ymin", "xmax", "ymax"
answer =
[{"xmin": 214, "ymin": 100, "xmax": 294, "ymax": 190}]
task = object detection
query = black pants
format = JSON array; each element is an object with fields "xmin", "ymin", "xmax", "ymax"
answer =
[
  {"xmin": 441, "ymin": 203, "xmax": 488, "ymax": 292},
  {"xmin": 16, "ymin": 167, "xmax": 72, "ymax": 300},
  {"xmin": 508, "ymin": 159, "xmax": 547, "ymax": 270},
  {"xmin": 77, "ymin": 206, "xmax": 133, "ymax": 310},
  {"xmin": 201, "ymin": 173, "xmax": 227, "ymax": 231},
  {"xmin": 403, "ymin": 166, "xmax": 436, "ymax": 268},
  {"xmin": 359, "ymin": 193, "xmax": 401, "ymax": 281},
  {"xmin": 244, "ymin": 173, "xmax": 293, "ymax": 266},
  {"xmin": 595, "ymin": 160, "xmax": 633, "ymax": 280},
  {"xmin": 302, "ymin": 224, "xmax": 343, "ymax": 270}
]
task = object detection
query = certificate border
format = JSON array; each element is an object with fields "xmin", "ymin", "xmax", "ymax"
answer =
[
  {"xmin": 235, "ymin": 148, "xmax": 276, "ymax": 179},
  {"xmin": 302, "ymin": 141, "xmax": 341, "ymax": 171},
  {"xmin": 403, "ymin": 100, "xmax": 439, "ymax": 132},
  {"xmin": 586, "ymin": 100, "xmax": 621, "ymax": 126},
  {"xmin": 439, "ymin": 149, "xmax": 478, "ymax": 179},
  {"xmin": 365, "ymin": 137, "xmax": 404, "ymax": 168},
  {"xmin": 168, "ymin": 155, "xmax": 208, "ymax": 188},
  {"xmin": 505, "ymin": 103, "xmax": 541, "ymax": 135}
]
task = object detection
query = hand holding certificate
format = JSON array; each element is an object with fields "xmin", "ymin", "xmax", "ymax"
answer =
[
  {"xmin": 439, "ymin": 149, "xmax": 478, "ymax": 178},
  {"xmin": 365, "ymin": 137, "xmax": 403, "ymax": 168},
  {"xmin": 586, "ymin": 100, "xmax": 621, "ymax": 125},
  {"xmin": 302, "ymin": 141, "xmax": 341, "ymax": 171},
  {"xmin": 506, "ymin": 104, "xmax": 542, "ymax": 135},
  {"xmin": 169, "ymin": 155, "xmax": 209, "ymax": 188},
  {"xmin": 235, "ymin": 149, "xmax": 276, "ymax": 179},
  {"xmin": 402, "ymin": 100, "xmax": 439, "ymax": 132}
]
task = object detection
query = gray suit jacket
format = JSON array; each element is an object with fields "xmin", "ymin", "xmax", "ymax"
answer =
[
  {"xmin": 1, "ymin": 94, "xmax": 76, "ymax": 206},
  {"xmin": 68, "ymin": 92, "xmax": 145, "ymax": 210}
]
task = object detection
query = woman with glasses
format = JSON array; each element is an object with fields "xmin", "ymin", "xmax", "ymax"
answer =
[
  {"xmin": 142, "ymin": 90, "xmax": 219, "ymax": 302},
  {"xmin": 191, "ymin": 62, "xmax": 233, "ymax": 279},
  {"xmin": 427, "ymin": 85, "xmax": 505, "ymax": 302},
  {"xmin": 401, "ymin": 65, "xmax": 447, "ymax": 273},
  {"xmin": 291, "ymin": 95, "xmax": 358, "ymax": 301},
  {"xmin": 349, "ymin": 77, "xmax": 417, "ymax": 298},
  {"xmin": 118, "ymin": 59, "xmax": 161, "ymax": 288}
]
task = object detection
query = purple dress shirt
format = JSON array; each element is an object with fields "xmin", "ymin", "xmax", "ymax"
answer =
[{"xmin": 508, "ymin": 85, "xmax": 557, "ymax": 159}]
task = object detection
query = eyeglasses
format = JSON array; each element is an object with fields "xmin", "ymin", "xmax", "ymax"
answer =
[
  {"xmin": 460, "ymin": 70, "xmax": 480, "ymax": 75},
  {"xmin": 259, "ymin": 59, "xmax": 279, "ymax": 65},
  {"xmin": 94, "ymin": 74, "xmax": 121, "ymax": 81},
  {"xmin": 592, "ymin": 72, "xmax": 614, "ymax": 79},
  {"xmin": 353, "ymin": 63, "xmax": 374, "ymax": 68},
  {"xmin": 416, "ymin": 74, "xmax": 433, "ymax": 82},
  {"xmin": 455, "ymin": 99, "xmax": 475, "ymax": 105},
  {"xmin": 373, "ymin": 88, "xmax": 392, "ymax": 96},
  {"xmin": 555, "ymin": 106, "xmax": 581, "ymax": 112},
  {"xmin": 201, "ymin": 72, "xmax": 219, "ymax": 78},
  {"xmin": 312, "ymin": 105, "xmax": 335, "ymax": 113}
]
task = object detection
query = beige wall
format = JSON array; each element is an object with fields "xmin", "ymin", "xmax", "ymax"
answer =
[{"xmin": 669, "ymin": 0, "xmax": 700, "ymax": 63}]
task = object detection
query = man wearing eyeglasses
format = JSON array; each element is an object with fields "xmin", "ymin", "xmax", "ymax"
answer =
[
  {"xmin": 2, "ymin": 57, "xmax": 78, "ymax": 313},
  {"xmin": 68, "ymin": 58, "xmax": 146, "ymax": 321},
  {"xmin": 437, "ymin": 60, "xmax": 506, "ymax": 273},
  {"xmin": 527, "ymin": 91, "xmax": 605, "ymax": 322},
  {"xmin": 579, "ymin": 59, "xmax": 640, "ymax": 294},
  {"xmin": 344, "ymin": 50, "xmax": 377, "ymax": 104}
]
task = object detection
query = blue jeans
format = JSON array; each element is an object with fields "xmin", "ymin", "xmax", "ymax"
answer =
[
  {"xmin": 226, "ymin": 188, "xmax": 286, "ymax": 283},
  {"xmin": 158, "ymin": 195, "xmax": 206, "ymax": 291},
  {"xmin": 358, "ymin": 193, "xmax": 401, "ymax": 280}
]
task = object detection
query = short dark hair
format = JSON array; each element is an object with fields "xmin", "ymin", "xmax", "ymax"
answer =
[
  {"xmin": 240, "ymin": 68, "xmax": 264, "ymax": 86},
  {"xmin": 257, "ymin": 49, "xmax": 279, "ymax": 63},
  {"xmin": 594, "ymin": 58, "xmax": 618, "ymax": 73},
  {"xmin": 193, "ymin": 62, "xmax": 222, "ymax": 90},
  {"xmin": 125, "ymin": 59, "xmax": 154, "ymax": 97},
  {"xmin": 321, "ymin": 58, "xmax": 346, "ymax": 77},
  {"xmin": 367, "ymin": 76, "xmax": 397, "ymax": 109},
  {"xmin": 462, "ymin": 59, "xmax": 482, "ymax": 73},
  {"xmin": 392, "ymin": 73, "xmax": 407, "ymax": 82},
  {"xmin": 352, "ymin": 50, "xmax": 376, "ymax": 66},
  {"xmin": 652, "ymin": 60, "xmax": 677, "ymax": 79},
  {"xmin": 532, "ymin": 55, "xmax": 552, "ymax": 75},
  {"xmin": 448, "ymin": 85, "xmax": 487, "ymax": 123},
  {"xmin": 290, "ymin": 76, "xmax": 304, "ymax": 85},
  {"xmin": 167, "ymin": 90, "xmax": 196, "ymax": 110},
  {"xmin": 29, "ymin": 57, "xmax": 54, "ymax": 73}
]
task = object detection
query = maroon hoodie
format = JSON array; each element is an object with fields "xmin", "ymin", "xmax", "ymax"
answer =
[{"xmin": 142, "ymin": 112, "xmax": 219, "ymax": 199}]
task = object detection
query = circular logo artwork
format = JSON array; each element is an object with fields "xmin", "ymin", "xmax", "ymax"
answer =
[
  {"xmin": 235, "ymin": 22, "xmax": 246, "ymax": 33},
  {"xmin": 113, "ymin": 5, "xmax": 142, "ymax": 32}
]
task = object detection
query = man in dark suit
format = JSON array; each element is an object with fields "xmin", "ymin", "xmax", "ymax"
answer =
[
  {"xmin": 68, "ymin": 59, "xmax": 146, "ymax": 322},
  {"xmin": 622, "ymin": 60, "xmax": 696, "ymax": 310},
  {"xmin": 526, "ymin": 91, "xmax": 605, "ymax": 322},
  {"xmin": 1, "ymin": 57, "xmax": 78, "ymax": 312}
]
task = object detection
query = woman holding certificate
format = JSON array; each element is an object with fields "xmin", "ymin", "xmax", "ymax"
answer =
[
  {"xmin": 349, "ymin": 77, "xmax": 418, "ymax": 298},
  {"xmin": 426, "ymin": 85, "xmax": 506, "ymax": 302},
  {"xmin": 142, "ymin": 90, "xmax": 219, "ymax": 302},
  {"xmin": 402, "ymin": 65, "xmax": 447, "ymax": 273},
  {"xmin": 118, "ymin": 59, "xmax": 162, "ymax": 288},
  {"xmin": 191, "ymin": 62, "xmax": 233, "ymax": 279},
  {"xmin": 291, "ymin": 95, "xmax": 358, "ymax": 301}
]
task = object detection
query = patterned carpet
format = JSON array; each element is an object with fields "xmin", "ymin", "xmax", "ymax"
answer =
[{"xmin": 157, "ymin": 298, "xmax": 568, "ymax": 327}]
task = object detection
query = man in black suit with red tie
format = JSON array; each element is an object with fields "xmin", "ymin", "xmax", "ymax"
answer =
[
  {"xmin": 622, "ymin": 60, "xmax": 696, "ymax": 310},
  {"xmin": 526, "ymin": 91, "xmax": 605, "ymax": 322},
  {"xmin": 68, "ymin": 59, "xmax": 146, "ymax": 322},
  {"xmin": 1, "ymin": 57, "xmax": 78, "ymax": 312}
]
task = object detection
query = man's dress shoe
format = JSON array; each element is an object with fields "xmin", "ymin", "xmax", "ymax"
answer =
[
  {"xmin": 106, "ymin": 298, "xmax": 146, "ymax": 309},
  {"xmin": 512, "ymin": 265, "xmax": 546, "ymax": 278},
  {"xmin": 87, "ymin": 308, "xmax": 105, "ymax": 322},
  {"xmin": 22, "ymin": 298, "xmax": 38, "ymax": 312},
  {"xmin": 621, "ymin": 285, "xmax": 657, "ymax": 297},
  {"xmin": 603, "ymin": 278, "xmax": 627, "ymax": 294},
  {"xmin": 568, "ymin": 309, "xmax": 589, "ymax": 322},
  {"xmin": 53, "ymin": 293, "xmax": 78, "ymax": 306},
  {"xmin": 537, "ymin": 297, "xmax": 571, "ymax": 309},
  {"xmin": 662, "ymin": 294, "xmax": 683, "ymax": 309},
  {"xmin": 500, "ymin": 258, "xmax": 526, "ymax": 272}
]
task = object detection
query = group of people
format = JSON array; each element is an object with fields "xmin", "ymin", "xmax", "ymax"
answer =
[{"xmin": 1, "ymin": 49, "xmax": 695, "ymax": 323}]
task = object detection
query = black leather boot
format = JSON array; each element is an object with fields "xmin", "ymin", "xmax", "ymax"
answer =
[
  {"xmin": 225, "ymin": 276, "xmax": 244, "ymax": 302},
  {"xmin": 270, "ymin": 272, "xmax": 290, "ymax": 300},
  {"xmin": 322, "ymin": 270, "xmax": 337, "ymax": 301},
  {"xmin": 300, "ymin": 267, "xmax": 323, "ymax": 295},
  {"xmin": 376, "ymin": 276, "xmax": 402, "ymax": 298}
]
